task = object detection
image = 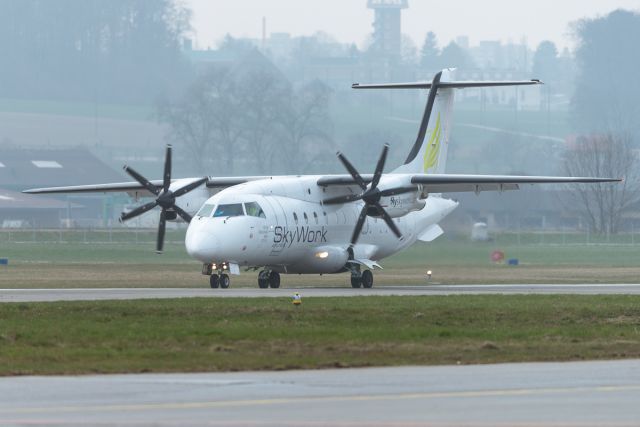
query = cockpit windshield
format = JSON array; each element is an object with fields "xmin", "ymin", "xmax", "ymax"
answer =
[
  {"xmin": 213, "ymin": 203, "xmax": 244, "ymax": 218},
  {"xmin": 244, "ymin": 202, "xmax": 266, "ymax": 218},
  {"xmin": 197, "ymin": 203, "xmax": 215, "ymax": 217}
]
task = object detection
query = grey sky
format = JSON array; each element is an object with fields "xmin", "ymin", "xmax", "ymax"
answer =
[{"xmin": 186, "ymin": 0, "xmax": 639, "ymax": 50}]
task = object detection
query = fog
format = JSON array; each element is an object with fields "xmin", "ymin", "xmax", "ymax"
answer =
[{"xmin": 0, "ymin": 0, "xmax": 638, "ymax": 232}]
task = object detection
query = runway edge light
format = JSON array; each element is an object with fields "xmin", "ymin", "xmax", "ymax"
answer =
[{"xmin": 292, "ymin": 292, "xmax": 302, "ymax": 306}]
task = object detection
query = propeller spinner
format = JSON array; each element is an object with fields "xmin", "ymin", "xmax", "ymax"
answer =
[
  {"xmin": 323, "ymin": 144, "xmax": 416, "ymax": 246},
  {"xmin": 119, "ymin": 145, "xmax": 207, "ymax": 253}
]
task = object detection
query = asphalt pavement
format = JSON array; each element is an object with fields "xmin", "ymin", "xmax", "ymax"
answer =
[
  {"xmin": 3, "ymin": 283, "xmax": 640, "ymax": 302},
  {"xmin": 1, "ymin": 360, "xmax": 639, "ymax": 426}
]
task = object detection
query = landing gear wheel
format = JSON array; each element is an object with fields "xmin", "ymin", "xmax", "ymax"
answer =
[
  {"xmin": 268, "ymin": 272, "xmax": 281, "ymax": 288},
  {"xmin": 351, "ymin": 275, "xmax": 362, "ymax": 288},
  {"xmin": 209, "ymin": 274, "xmax": 219, "ymax": 289},
  {"xmin": 258, "ymin": 270, "xmax": 269, "ymax": 289},
  {"xmin": 220, "ymin": 274, "xmax": 230, "ymax": 289},
  {"xmin": 361, "ymin": 270, "xmax": 373, "ymax": 288}
]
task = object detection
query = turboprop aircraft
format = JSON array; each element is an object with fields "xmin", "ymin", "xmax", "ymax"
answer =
[{"xmin": 24, "ymin": 69, "xmax": 620, "ymax": 289}]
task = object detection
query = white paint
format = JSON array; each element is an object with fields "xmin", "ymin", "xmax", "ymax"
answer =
[{"xmin": 32, "ymin": 160, "xmax": 62, "ymax": 168}]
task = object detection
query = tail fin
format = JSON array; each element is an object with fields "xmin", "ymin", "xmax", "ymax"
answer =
[{"xmin": 352, "ymin": 69, "xmax": 542, "ymax": 175}]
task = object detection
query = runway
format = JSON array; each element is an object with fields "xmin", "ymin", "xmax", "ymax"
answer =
[
  {"xmin": 3, "ymin": 283, "xmax": 640, "ymax": 302},
  {"xmin": 0, "ymin": 360, "xmax": 639, "ymax": 426}
]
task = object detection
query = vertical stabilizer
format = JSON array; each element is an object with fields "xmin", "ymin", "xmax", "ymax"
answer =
[
  {"xmin": 351, "ymin": 70, "xmax": 542, "ymax": 176},
  {"xmin": 393, "ymin": 69, "xmax": 455, "ymax": 175}
]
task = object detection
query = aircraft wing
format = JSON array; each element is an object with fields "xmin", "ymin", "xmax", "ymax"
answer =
[
  {"xmin": 317, "ymin": 174, "xmax": 620, "ymax": 193},
  {"xmin": 409, "ymin": 174, "xmax": 621, "ymax": 193},
  {"xmin": 22, "ymin": 176, "xmax": 271, "ymax": 196}
]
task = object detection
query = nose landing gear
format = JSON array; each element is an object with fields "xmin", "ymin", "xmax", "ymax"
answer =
[{"xmin": 203, "ymin": 263, "xmax": 231, "ymax": 289}]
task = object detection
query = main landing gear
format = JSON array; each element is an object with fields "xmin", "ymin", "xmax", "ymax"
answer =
[
  {"xmin": 350, "ymin": 266, "xmax": 374, "ymax": 288},
  {"xmin": 258, "ymin": 270, "xmax": 280, "ymax": 289}
]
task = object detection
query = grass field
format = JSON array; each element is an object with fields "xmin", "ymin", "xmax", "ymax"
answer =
[
  {"xmin": 1, "ymin": 232, "xmax": 640, "ymax": 288},
  {"xmin": 1, "ymin": 295, "xmax": 639, "ymax": 375}
]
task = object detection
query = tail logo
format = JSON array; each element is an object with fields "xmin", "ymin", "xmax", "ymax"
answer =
[{"xmin": 423, "ymin": 112, "xmax": 442, "ymax": 173}]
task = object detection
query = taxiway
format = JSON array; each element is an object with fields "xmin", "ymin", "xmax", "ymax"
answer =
[
  {"xmin": 2, "ymin": 283, "xmax": 640, "ymax": 303},
  {"xmin": 0, "ymin": 360, "xmax": 639, "ymax": 426}
]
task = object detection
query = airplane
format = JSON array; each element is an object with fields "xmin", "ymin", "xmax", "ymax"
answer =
[{"xmin": 24, "ymin": 69, "xmax": 620, "ymax": 289}]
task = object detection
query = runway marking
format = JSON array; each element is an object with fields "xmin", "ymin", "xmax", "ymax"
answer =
[
  {"xmin": 2, "ymin": 384, "xmax": 640, "ymax": 415},
  {"xmin": 2, "ymin": 420, "xmax": 640, "ymax": 427}
]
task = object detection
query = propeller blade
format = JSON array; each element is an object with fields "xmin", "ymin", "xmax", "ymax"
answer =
[
  {"xmin": 163, "ymin": 145, "xmax": 172, "ymax": 193},
  {"xmin": 172, "ymin": 177, "xmax": 208, "ymax": 198},
  {"xmin": 378, "ymin": 186, "xmax": 417, "ymax": 197},
  {"xmin": 371, "ymin": 144, "xmax": 389, "ymax": 189},
  {"xmin": 322, "ymin": 193, "xmax": 363, "ymax": 205},
  {"xmin": 374, "ymin": 202, "xmax": 403, "ymax": 240},
  {"xmin": 336, "ymin": 152, "xmax": 367, "ymax": 190},
  {"xmin": 172, "ymin": 204, "xmax": 193, "ymax": 223},
  {"xmin": 123, "ymin": 166, "xmax": 159, "ymax": 196},
  {"xmin": 119, "ymin": 200, "xmax": 158, "ymax": 222},
  {"xmin": 156, "ymin": 209, "xmax": 167, "ymax": 254},
  {"xmin": 350, "ymin": 205, "xmax": 369, "ymax": 246}
]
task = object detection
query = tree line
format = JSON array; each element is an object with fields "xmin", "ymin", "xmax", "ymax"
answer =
[
  {"xmin": 0, "ymin": 0, "xmax": 190, "ymax": 103},
  {"xmin": 157, "ymin": 48, "xmax": 334, "ymax": 175}
]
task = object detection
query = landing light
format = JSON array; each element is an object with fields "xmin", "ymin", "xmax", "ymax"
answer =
[{"xmin": 315, "ymin": 251, "xmax": 329, "ymax": 259}]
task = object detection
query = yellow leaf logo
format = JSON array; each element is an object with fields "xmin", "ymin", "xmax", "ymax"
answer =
[{"xmin": 423, "ymin": 113, "xmax": 442, "ymax": 173}]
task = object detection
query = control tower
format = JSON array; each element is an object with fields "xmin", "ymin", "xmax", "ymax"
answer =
[{"xmin": 367, "ymin": 0, "xmax": 409, "ymax": 58}]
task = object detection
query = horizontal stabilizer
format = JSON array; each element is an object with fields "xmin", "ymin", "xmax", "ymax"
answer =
[
  {"xmin": 418, "ymin": 224, "xmax": 444, "ymax": 242},
  {"xmin": 352, "ymin": 80, "xmax": 542, "ymax": 90}
]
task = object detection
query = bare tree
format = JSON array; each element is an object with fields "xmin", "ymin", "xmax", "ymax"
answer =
[
  {"xmin": 237, "ymin": 68, "xmax": 290, "ymax": 174},
  {"xmin": 274, "ymin": 80, "xmax": 334, "ymax": 174},
  {"xmin": 158, "ymin": 67, "xmax": 244, "ymax": 174},
  {"xmin": 563, "ymin": 133, "xmax": 638, "ymax": 234}
]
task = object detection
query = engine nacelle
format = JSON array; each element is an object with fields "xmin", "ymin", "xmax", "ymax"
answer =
[
  {"xmin": 375, "ymin": 176, "xmax": 426, "ymax": 218},
  {"xmin": 378, "ymin": 192, "xmax": 425, "ymax": 218}
]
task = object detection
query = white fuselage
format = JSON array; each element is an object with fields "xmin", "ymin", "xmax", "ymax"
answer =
[{"xmin": 184, "ymin": 176, "xmax": 458, "ymax": 274}]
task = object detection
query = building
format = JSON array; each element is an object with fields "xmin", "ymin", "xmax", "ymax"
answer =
[
  {"xmin": 0, "ymin": 148, "xmax": 126, "ymax": 227},
  {"xmin": 368, "ymin": 0, "xmax": 409, "ymax": 60}
]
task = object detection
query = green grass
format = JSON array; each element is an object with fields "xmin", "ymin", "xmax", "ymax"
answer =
[
  {"xmin": 1, "ymin": 295, "xmax": 639, "ymax": 375},
  {"xmin": 2, "ymin": 232, "xmax": 640, "ymax": 288}
]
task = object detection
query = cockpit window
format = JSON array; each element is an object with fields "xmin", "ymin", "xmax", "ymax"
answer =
[
  {"xmin": 244, "ymin": 202, "xmax": 266, "ymax": 218},
  {"xmin": 197, "ymin": 203, "xmax": 215, "ymax": 217},
  {"xmin": 213, "ymin": 203, "xmax": 244, "ymax": 218}
]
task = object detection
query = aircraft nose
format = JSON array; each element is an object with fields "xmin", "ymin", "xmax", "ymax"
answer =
[{"xmin": 185, "ymin": 220, "xmax": 219, "ymax": 263}]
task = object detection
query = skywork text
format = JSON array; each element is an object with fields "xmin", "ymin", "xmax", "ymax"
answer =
[{"xmin": 273, "ymin": 226, "xmax": 328, "ymax": 247}]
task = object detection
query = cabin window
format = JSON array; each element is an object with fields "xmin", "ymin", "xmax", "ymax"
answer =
[
  {"xmin": 213, "ymin": 203, "xmax": 244, "ymax": 218},
  {"xmin": 313, "ymin": 212, "xmax": 318, "ymax": 224},
  {"xmin": 293, "ymin": 212, "xmax": 298, "ymax": 224},
  {"xmin": 244, "ymin": 202, "xmax": 266, "ymax": 218},
  {"xmin": 303, "ymin": 212, "xmax": 308, "ymax": 224},
  {"xmin": 197, "ymin": 203, "xmax": 216, "ymax": 217}
]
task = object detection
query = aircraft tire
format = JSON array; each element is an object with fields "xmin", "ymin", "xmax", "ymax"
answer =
[
  {"xmin": 361, "ymin": 270, "xmax": 373, "ymax": 288},
  {"xmin": 268, "ymin": 272, "xmax": 281, "ymax": 288},
  {"xmin": 220, "ymin": 274, "xmax": 230, "ymax": 289},
  {"xmin": 350, "ymin": 276, "xmax": 362, "ymax": 288},
  {"xmin": 258, "ymin": 271, "xmax": 269, "ymax": 289},
  {"xmin": 209, "ymin": 274, "xmax": 219, "ymax": 289}
]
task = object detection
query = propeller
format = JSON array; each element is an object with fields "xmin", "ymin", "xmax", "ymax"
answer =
[
  {"xmin": 119, "ymin": 145, "xmax": 207, "ymax": 253},
  {"xmin": 323, "ymin": 144, "xmax": 416, "ymax": 246}
]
